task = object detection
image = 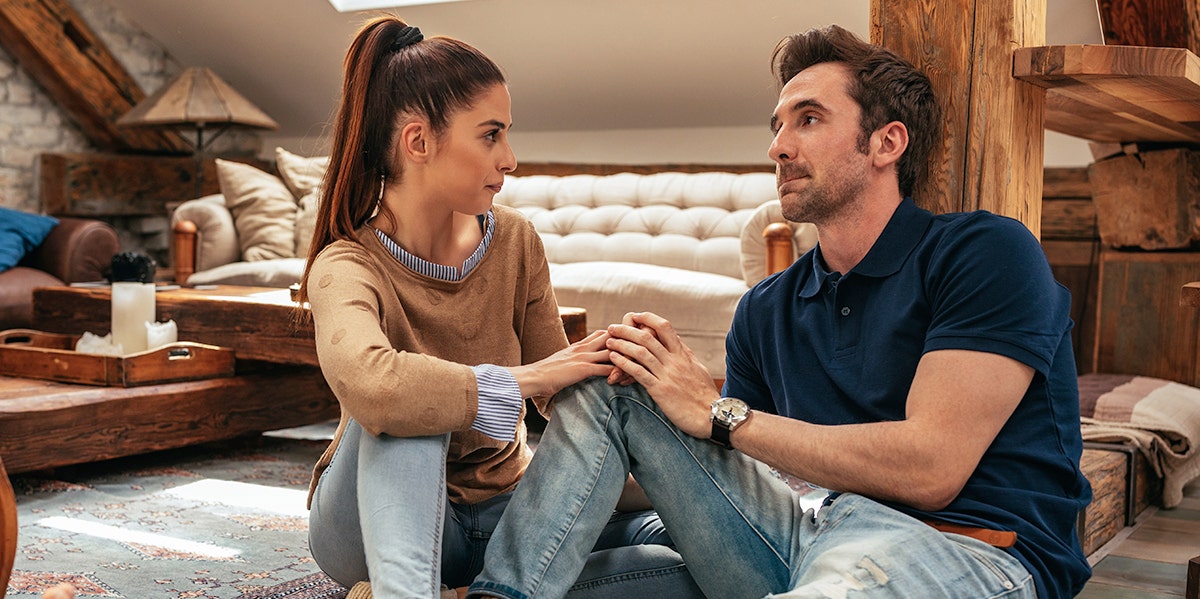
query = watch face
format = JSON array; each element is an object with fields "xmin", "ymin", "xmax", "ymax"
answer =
[{"xmin": 713, "ymin": 398, "xmax": 750, "ymax": 425}]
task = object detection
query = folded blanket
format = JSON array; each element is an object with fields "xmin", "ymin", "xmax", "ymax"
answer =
[{"xmin": 1078, "ymin": 373, "xmax": 1200, "ymax": 508}]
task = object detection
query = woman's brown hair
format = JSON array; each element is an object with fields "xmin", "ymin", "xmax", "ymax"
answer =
[{"xmin": 295, "ymin": 15, "xmax": 505, "ymax": 307}]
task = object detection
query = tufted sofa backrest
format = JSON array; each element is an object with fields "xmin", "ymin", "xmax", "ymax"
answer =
[{"xmin": 495, "ymin": 171, "xmax": 779, "ymax": 280}]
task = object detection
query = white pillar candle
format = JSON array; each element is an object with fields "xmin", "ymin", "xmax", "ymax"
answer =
[
  {"xmin": 111, "ymin": 282, "xmax": 156, "ymax": 354},
  {"xmin": 145, "ymin": 319, "xmax": 178, "ymax": 350}
]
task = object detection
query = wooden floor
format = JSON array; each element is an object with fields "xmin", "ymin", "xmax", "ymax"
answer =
[{"xmin": 1080, "ymin": 478, "xmax": 1200, "ymax": 598}]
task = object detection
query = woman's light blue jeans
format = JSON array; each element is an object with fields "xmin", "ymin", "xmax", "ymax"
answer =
[
  {"xmin": 470, "ymin": 378, "xmax": 1038, "ymax": 599},
  {"xmin": 308, "ymin": 417, "xmax": 705, "ymax": 599}
]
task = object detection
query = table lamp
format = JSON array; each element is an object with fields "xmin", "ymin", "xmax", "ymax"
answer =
[{"xmin": 117, "ymin": 67, "xmax": 278, "ymax": 198}]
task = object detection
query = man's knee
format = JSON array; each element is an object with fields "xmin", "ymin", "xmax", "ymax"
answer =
[{"xmin": 556, "ymin": 378, "xmax": 657, "ymax": 415}]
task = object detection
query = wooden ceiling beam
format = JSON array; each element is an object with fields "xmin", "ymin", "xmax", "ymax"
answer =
[{"xmin": 0, "ymin": 0, "xmax": 190, "ymax": 153}]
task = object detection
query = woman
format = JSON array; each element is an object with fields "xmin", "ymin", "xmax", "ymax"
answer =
[{"xmin": 297, "ymin": 16, "xmax": 701, "ymax": 599}]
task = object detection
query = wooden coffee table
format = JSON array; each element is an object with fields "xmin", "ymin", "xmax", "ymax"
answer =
[
  {"xmin": 1, "ymin": 286, "xmax": 339, "ymax": 474},
  {"xmin": 32, "ymin": 285, "xmax": 589, "ymax": 365},
  {"xmin": 1, "ymin": 285, "xmax": 587, "ymax": 473},
  {"xmin": 0, "ymin": 368, "xmax": 334, "ymax": 474}
]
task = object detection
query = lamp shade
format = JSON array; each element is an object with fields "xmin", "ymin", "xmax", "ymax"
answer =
[{"xmin": 117, "ymin": 67, "xmax": 277, "ymax": 130}]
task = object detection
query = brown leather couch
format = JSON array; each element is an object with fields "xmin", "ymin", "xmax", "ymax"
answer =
[{"xmin": 0, "ymin": 217, "xmax": 120, "ymax": 330}]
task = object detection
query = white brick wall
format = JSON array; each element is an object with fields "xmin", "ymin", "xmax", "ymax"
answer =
[
  {"xmin": 0, "ymin": 0, "xmax": 260, "ymax": 267},
  {"xmin": 0, "ymin": 50, "xmax": 89, "ymax": 214}
]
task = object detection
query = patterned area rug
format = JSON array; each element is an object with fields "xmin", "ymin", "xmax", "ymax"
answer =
[{"xmin": 6, "ymin": 432, "xmax": 349, "ymax": 598}]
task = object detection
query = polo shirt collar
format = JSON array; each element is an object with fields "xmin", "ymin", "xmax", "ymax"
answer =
[{"xmin": 798, "ymin": 198, "xmax": 931, "ymax": 298}]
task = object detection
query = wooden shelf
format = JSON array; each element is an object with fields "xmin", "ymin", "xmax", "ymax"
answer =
[{"xmin": 1013, "ymin": 44, "xmax": 1200, "ymax": 144}]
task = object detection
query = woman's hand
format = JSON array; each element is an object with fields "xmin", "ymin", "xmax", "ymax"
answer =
[
  {"xmin": 604, "ymin": 312, "xmax": 645, "ymax": 386},
  {"xmin": 508, "ymin": 330, "xmax": 617, "ymax": 400}
]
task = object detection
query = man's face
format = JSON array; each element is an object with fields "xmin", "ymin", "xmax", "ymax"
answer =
[{"xmin": 768, "ymin": 62, "xmax": 871, "ymax": 225}]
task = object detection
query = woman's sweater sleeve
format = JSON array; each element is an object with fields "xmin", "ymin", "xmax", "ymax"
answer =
[
  {"xmin": 307, "ymin": 247, "xmax": 478, "ymax": 438},
  {"xmin": 515, "ymin": 217, "xmax": 570, "ymax": 417}
]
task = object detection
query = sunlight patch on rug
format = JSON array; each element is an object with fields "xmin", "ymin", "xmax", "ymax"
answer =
[
  {"xmin": 160, "ymin": 479, "xmax": 309, "ymax": 517},
  {"xmin": 35, "ymin": 516, "xmax": 242, "ymax": 559}
]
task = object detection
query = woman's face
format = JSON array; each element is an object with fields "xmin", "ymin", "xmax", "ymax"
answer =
[{"xmin": 426, "ymin": 83, "xmax": 517, "ymax": 215}]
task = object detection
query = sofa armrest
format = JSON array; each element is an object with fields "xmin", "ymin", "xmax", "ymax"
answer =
[
  {"xmin": 738, "ymin": 200, "xmax": 819, "ymax": 287},
  {"xmin": 25, "ymin": 217, "xmax": 120, "ymax": 283},
  {"xmin": 173, "ymin": 219, "xmax": 198, "ymax": 285},
  {"xmin": 764, "ymin": 223, "xmax": 796, "ymax": 276},
  {"xmin": 170, "ymin": 195, "xmax": 240, "ymax": 284}
]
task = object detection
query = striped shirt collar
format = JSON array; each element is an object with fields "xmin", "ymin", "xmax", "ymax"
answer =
[{"xmin": 373, "ymin": 210, "xmax": 495, "ymax": 282}]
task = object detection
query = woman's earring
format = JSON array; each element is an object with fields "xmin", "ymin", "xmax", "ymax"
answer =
[{"xmin": 378, "ymin": 173, "xmax": 386, "ymax": 202}]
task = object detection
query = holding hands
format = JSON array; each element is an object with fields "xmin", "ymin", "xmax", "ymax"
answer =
[
  {"xmin": 508, "ymin": 330, "xmax": 621, "ymax": 401},
  {"xmin": 510, "ymin": 311, "xmax": 720, "ymax": 443},
  {"xmin": 605, "ymin": 312, "xmax": 719, "ymax": 440}
]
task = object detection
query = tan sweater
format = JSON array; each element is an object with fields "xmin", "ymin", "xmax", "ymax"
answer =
[{"xmin": 305, "ymin": 205, "xmax": 568, "ymax": 505}]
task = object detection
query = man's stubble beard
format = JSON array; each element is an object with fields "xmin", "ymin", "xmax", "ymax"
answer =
[{"xmin": 778, "ymin": 161, "xmax": 868, "ymax": 226}]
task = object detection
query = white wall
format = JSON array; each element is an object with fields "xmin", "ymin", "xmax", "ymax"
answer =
[
  {"xmin": 1044, "ymin": 131, "xmax": 1095, "ymax": 167},
  {"xmin": 265, "ymin": 127, "xmax": 1095, "ymax": 167}
]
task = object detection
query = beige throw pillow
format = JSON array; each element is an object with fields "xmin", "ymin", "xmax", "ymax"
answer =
[
  {"xmin": 294, "ymin": 190, "xmax": 320, "ymax": 257},
  {"xmin": 217, "ymin": 159, "xmax": 298, "ymax": 261},
  {"xmin": 276, "ymin": 147, "xmax": 329, "ymax": 200},
  {"xmin": 275, "ymin": 147, "xmax": 329, "ymax": 257}
]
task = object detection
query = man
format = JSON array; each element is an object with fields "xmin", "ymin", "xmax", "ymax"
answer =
[{"xmin": 470, "ymin": 24, "xmax": 1091, "ymax": 599}]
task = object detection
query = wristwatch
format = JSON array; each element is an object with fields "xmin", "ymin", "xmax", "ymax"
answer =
[{"xmin": 710, "ymin": 397, "xmax": 751, "ymax": 449}]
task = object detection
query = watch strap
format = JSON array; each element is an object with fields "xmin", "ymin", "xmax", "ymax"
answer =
[{"xmin": 709, "ymin": 419, "xmax": 734, "ymax": 449}]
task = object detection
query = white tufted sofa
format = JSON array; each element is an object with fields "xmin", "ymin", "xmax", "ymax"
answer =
[
  {"xmin": 171, "ymin": 169, "xmax": 817, "ymax": 378},
  {"xmin": 495, "ymin": 171, "xmax": 816, "ymax": 378}
]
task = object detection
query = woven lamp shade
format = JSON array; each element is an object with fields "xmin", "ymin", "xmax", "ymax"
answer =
[{"xmin": 117, "ymin": 67, "xmax": 277, "ymax": 131}]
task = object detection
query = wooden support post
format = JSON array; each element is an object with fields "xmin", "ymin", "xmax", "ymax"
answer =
[{"xmin": 871, "ymin": 0, "xmax": 1046, "ymax": 236}]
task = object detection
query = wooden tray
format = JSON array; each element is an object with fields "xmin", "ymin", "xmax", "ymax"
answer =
[{"xmin": 0, "ymin": 329, "xmax": 234, "ymax": 387}]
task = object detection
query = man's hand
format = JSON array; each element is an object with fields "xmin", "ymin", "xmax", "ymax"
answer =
[
  {"xmin": 605, "ymin": 312, "xmax": 649, "ymax": 386},
  {"xmin": 605, "ymin": 312, "xmax": 718, "ymax": 439}
]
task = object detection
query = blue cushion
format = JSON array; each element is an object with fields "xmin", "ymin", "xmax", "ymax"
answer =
[{"xmin": 0, "ymin": 207, "xmax": 59, "ymax": 273}]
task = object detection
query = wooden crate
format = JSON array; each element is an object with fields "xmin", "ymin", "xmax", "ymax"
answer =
[
  {"xmin": 1080, "ymin": 448, "xmax": 1126, "ymax": 555},
  {"xmin": 1094, "ymin": 250, "xmax": 1200, "ymax": 387},
  {"xmin": 1089, "ymin": 149, "xmax": 1200, "ymax": 250},
  {"xmin": 38, "ymin": 153, "xmax": 271, "ymax": 217},
  {"xmin": 0, "ymin": 329, "xmax": 233, "ymax": 387},
  {"xmin": 1079, "ymin": 445, "xmax": 1162, "ymax": 555}
]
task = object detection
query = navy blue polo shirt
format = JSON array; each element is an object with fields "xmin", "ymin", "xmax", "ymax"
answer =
[{"xmin": 724, "ymin": 198, "xmax": 1092, "ymax": 598}]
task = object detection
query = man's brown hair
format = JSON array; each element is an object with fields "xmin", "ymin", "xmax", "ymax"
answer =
[{"xmin": 772, "ymin": 25, "xmax": 941, "ymax": 198}]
